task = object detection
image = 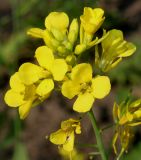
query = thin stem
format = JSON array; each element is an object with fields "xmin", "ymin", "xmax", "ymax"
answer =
[
  {"xmin": 100, "ymin": 123, "xmax": 115, "ymax": 133},
  {"xmin": 116, "ymin": 148, "xmax": 124, "ymax": 160},
  {"xmin": 88, "ymin": 109, "xmax": 107, "ymax": 160}
]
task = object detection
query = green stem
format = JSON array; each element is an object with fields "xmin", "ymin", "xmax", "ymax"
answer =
[
  {"xmin": 100, "ymin": 123, "xmax": 115, "ymax": 133},
  {"xmin": 116, "ymin": 148, "xmax": 124, "ymax": 160},
  {"xmin": 88, "ymin": 109, "xmax": 107, "ymax": 160}
]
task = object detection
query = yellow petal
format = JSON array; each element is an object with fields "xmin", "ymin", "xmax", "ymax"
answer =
[
  {"xmin": 102, "ymin": 29, "xmax": 123, "ymax": 51},
  {"xmin": 42, "ymin": 30, "xmax": 56, "ymax": 49},
  {"xmin": 111, "ymin": 58, "xmax": 122, "ymax": 69},
  {"xmin": 50, "ymin": 129, "xmax": 67, "ymax": 145},
  {"xmin": 92, "ymin": 76, "xmax": 111, "ymax": 99},
  {"xmin": 71, "ymin": 63, "xmax": 92, "ymax": 83},
  {"xmin": 35, "ymin": 46, "xmax": 54, "ymax": 70},
  {"xmin": 4, "ymin": 89, "xmax": 25, "ymax": 107},
  {"xmin": 68, "ymin": 18, "xmax": 79, "ymax": 44},
  {"xmin": 10, "ymin": 72, "xmax": 25, "ymax": 92},
  {"xmin": 51, "ymin": 28, "xmax": 65, "ymax": 41},
  {"xmin": 128, "ymin": 122, "xmax": 141, "ymax": 126},
  {"xmin": 19, "ymin": 100, "xmax": 33, "ymax": 119},
  {"xmin": 119, "ymin": 116, "xmax": 128, "ymax": 125},
  {"xmin": 51, "ymin": 59, "xmax": 68, "ymax": 81},
  {"xmin": 134, "ymin": 110, "xmax": 141, "ymax": 119},
  {"xmin": 36, "ymin": 79, "xmax": 54, "ymax": 97},
  {"xmin": 74, "ymin": 44, "xmax": 86, "ymax": 55},
  {"xmin": 27, "ymin": 28, "xmax": 44, "ymax": 38},
  {"xmin": 19, "ymin": 63, "xmax": 46, "ymax": 85},
  {"xmin": 61, "ymin": 119, "xmax": 80, "ymax": 131},
  {"xmin": 61, "ymin": 119, "xmax": 73, "ymax": 130},
  {"xmin": 61, "ymin": 80, "xmax": 80, "ymax": 99},
  {"xmin": 80, "ymin": 8, "xmax": 105, "ymax": 34},
  {"xmin": 73, "ymin": 93, "xmax": 94, "ymax": 112},
  {"xmin": 119, "ymin": 42, "xmax": 136, "ymax": 57},
  {"xmin": 75, "ymin": 125, "xmax": 81, "ymax": 134},
  {"xmin": 43, "ymin": 29, "xmax": 61, "ymax": 51},
  {"xmin": 63, "ymin": 131, "xmax": 74, "ymax": 152},
  {"xmin": 45, "ymin": 12, "xmax": 69, "ymax": 31},
  {"xmin": 126, "ymin": 112, "xmax": 133, "ymax": 121},
  {"xmin": 130, "ymin": 99, "xmax": 141, "ymax": 108}
]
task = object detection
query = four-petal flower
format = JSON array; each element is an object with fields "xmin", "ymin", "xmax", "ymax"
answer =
[
  {"xmin": 62, "ymin": 63, "xmax": 111, "ymax": 112},
  {"xmin": 4, "ymin": 72, "xmax": 37, "ymax": 119},
  {"xmin": 50, "ymin": 119, "xmax": 81, "ymax": 152}
]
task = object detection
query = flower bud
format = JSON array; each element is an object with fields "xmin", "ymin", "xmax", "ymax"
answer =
[
  {"xmin": 68, "ymin": 19, "xmax": 79, "ymax": 45},
  {"xmin": 74, "ymin": 44, "xmax": 86, "ymax": 55}
]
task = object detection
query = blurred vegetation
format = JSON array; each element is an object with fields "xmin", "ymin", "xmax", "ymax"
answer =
[
  {"xmin": 0, "ymin": 0, "xmax": 141, "ymax": 160},
  {"xmin": 121, "ymin": 142, "xmax": 141, "ymax": 160}
]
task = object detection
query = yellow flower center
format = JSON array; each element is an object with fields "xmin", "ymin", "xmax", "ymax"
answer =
[{"xmin": 80, "ymin": 81, "xmax": 92, "ymax": 93}]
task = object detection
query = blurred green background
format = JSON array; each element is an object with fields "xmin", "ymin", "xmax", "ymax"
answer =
[{"xmin": 0, "ymin": 0, "xmax": 141, "ymax": 159}]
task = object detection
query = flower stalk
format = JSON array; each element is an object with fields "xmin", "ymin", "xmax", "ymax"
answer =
[{"xmin": 88, "ymin": 109, "xmax": 107, "ymax": 160}]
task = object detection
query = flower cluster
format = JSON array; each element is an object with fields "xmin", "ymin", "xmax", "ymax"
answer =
[
  {"xmin": 112, "ymin": 99, "xmax": 141, "ymax": 156},
  {"xmin": 4, "ymin": 7, "xmax": 137, "ymax": 156}
]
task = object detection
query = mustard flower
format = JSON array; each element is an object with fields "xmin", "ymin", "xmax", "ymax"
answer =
[
  {"xmin": 95, "ymin": 29, "xmax": 136, "ymax": 72},
  {"xmin": 61, "ymin": 63, "xmax": 111, "ymax": 112},
  {"xmin": 50, "ymin": 119, "xmax": 81, "ymax": 152},
  {"xmin": 4, "ymin": 72, "xmax": 37, "ymax": 119},
  {"xmin": 74, "ymin": 7, "xmax": 106, "ymax": 55},
  {"xmin": 28, "ymin": 12, "xmax": 69, "ymax": 38},
  {"xmin": 45, "ymin": 12, "xmax": 69, "ymax": 32},
  {"xmin": 4, "ymin": 71, "xmax": 54, "ymax": 119},
  {"xmin": 112, "ymin": 99, "xmax": 141, "ymax": 155},
  {"xmin": 113, "ymin": 99, "xmax": 141, "ymax": 127},
  {"xmin": 5, "ymin": 46, "xmax": 68, "ymax": 118},
  {"xmin": 18, "ymin": 46, "xmax": 68, "ymax": 86},
  {"xmin": 80, "ymin": 7, "xmax": 105, "ymax": 35},
  {"xmin": 27, "ymin": 12, "xmax": 79, "ymax": 58}
]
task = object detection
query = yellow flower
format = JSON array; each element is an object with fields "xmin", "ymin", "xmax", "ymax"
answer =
[
  {"xmin": 28, "ymin": 12, "xmax": 69, "ymax": 37},
  {"xmin": 45, "ymin": 12, "xmax": 69, "ymax": 32},
  {"xmin": 18, "ymin": 46, "xmax": 68, "ymax": 86},
  {"xmin": 27, "ymin": 12, "xmax": 79, "ymax": 58},
  {"xmin": 61, "ymin": 63, "xmax": 111, "ymax": 112},
  {"xmin": 4, "ymin": 72, "xmax": 37, "ymax": 119},
  {"xmin": 59, "ymin": 147, "xmax": 85, "ymax": 160},
  {"xmin": 50, "ymin": 119, "xmax": 81, "ymax": 152},
  {"xmin": 112, "ymin": 99, "xmax": 141, "ymax": 156},
  {"xmin": 95, "ymin": 29, "xmax": 136, "ymax": 72},
  {"xmin": 75, "ymin": 7, "xmax": 107, "ymax": 55},
  {"xmin": 5, "ymin": 45, "xmax": 68, "ymax": 119},
  {"xmin": 80, "ymin": 7, "xmax": 105, "ymax": 35},
  {"xmin": 113, "ymin": 99, "xmax": 141, "ymax": 127}
]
